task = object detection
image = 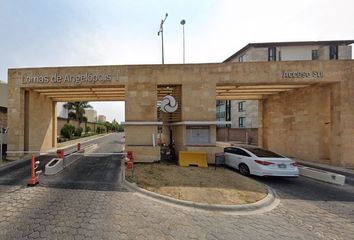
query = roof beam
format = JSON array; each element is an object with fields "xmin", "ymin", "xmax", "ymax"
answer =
[
  {"xmin": 34, "ymin": 88, "xmax": 92, "ymax": 92},
  {"xmin": 216, "ymin": 89, "xmax": 292, "ymax": 94},
  {"xmin": 51, "ymin": 97, "xmax": 125, "ymax": 102},
  {"xmin": 216, "ymin": 95, "xmax": 263, "ymax": 100},
  {"xmin": 216, "ymin": 84, "xmax": 309, "ymax": 90},
  {"xmin": 216, "ymin": 92, "xmax": 278, "ymax": 97}
]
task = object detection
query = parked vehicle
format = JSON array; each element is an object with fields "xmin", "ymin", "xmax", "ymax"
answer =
[{"xmin": 224, "ymin": 146, "xmax": 299, "ymax": 177}]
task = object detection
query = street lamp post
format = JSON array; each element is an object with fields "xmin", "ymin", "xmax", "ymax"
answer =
[
  {"xmin": 158, "ymin": 13, "xmax": 168, "ymax": 64},
  {"xmin": 180, "ymin": 19, "xmax": 186, "ymax": 64}
]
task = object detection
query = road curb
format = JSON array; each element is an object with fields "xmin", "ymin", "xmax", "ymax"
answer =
[
  {"xmin": 55, "ymin": 133, "xmax": 113, "ymax": 152},
  {"xmin": 0, "ymin": 134, "xmax": 112, "ymax": 172},
  {"xmin": 122, "ymin": 179, "xmax": 279, "ymax": 215}
]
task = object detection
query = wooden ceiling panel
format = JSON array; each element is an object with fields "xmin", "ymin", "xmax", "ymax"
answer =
[{"xmin": 32, "ymin": 87, "xmax": 125, "ymax": 101}]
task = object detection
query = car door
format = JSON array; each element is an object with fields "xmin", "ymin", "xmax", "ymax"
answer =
[
  {"xmin": 224, "ymin": 147, "xmax": 233, "ymax": 167},
  {"xmin": 234, "ymin": 148, "xmax": 253, "ymax": 170},
  {"xmin": 224, "ymin": 147, "xmax": 239, "ymax": 169},
  {"xmin": 230, "ymin": 148, "xmax": 245, "ymax": 169}
]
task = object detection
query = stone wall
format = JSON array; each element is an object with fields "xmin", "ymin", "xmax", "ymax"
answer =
[
  {"xmin": 57, "ymin": 118, "xmax": 97, "ymax": 136},
  {"xmin": 333, "ymin": 76, "xmax": 354, "ymax": 167},
  {"xmin": 262, "ymin": 83, "xmax": 344, "ymax": 165},
  {"xmin": 27, "ymin": 91, "xmax": 55, "ymax": 151},
  {"xmin": 217, "ymin": 128, "xmax": 258, "ymax": 145}
]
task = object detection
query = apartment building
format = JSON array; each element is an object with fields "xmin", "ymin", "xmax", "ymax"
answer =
[
  {"xmin": 56, "ymin": 102, "xmax": 69, "ymax": 119},
  {"xmin": 84, "ymin": 108, "xmax": 97, "ymax": 123},
  {"xmin": 98, "ymin": 115, "xmax": 106, "ymax": 122},
  {"xmin": 217, "ymin": 40, "xmax": 353, "ymax": 128}
]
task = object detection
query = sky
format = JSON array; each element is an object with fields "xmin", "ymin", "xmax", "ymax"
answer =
[{"xmin": 1, "ymin": 0, "xmax": 353, "ymax": 122}]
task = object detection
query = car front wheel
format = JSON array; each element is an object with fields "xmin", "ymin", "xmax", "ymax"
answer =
[{"xmin": 239, "ymin": 163, "xmax": 250, "ymax": 176}]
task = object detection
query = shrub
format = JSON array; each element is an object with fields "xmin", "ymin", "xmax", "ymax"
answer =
[
  {"xmin": 58, "ymin": 137, "xmax": 68, "ymax": 143},
  {"xmin": 85, "ymin": 126, "xmax": 91, "ymax": 134},
  {"xmin": 96, "ymin": 125, "xmax": 106, "ymax": 134},
  {"xmin": 60, "ymin": 124, "xmax": 75, "ymax": 139},
  {"xmin": 74, "ymin": 127, "xmax": 83, "ymax": 137}
]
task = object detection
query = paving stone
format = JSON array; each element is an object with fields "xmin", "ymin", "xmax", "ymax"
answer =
[{"xmin": 1, "ymin": 168, "xmax": 354, "ymax": 240}]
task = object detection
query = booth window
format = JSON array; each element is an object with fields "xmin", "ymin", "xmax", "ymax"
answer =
[{"xmin": 186, "ymin": 126, "xmax": 210, "ymax": 145}]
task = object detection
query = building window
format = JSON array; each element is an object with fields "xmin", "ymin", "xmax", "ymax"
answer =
[
  {"xmin": 216, "ymin": 111, "xmax": 225, "ymax": 119},
  {"xmin": 329, "ymin": 45, "xmax": 338, "ymax": 60},
  {"xmin": 268, "ymin": 47, "xmax": 276, "ymax": 61},
  {"xmin": 312, "ymin": 50, "xmax": 319, "ymax": 60},
  {"xmin": 238, "ymin": 101, "xmax": 245, "ymax": 112},
  {"xmin": 186, "ymin": 126, "xmax": 210, "ymax": 145},
  {"xmin": 216, "ymin": 100, "xmax": 224, "ymax": 107},
  {"xmin": 278, "ymin": 50, "xmax": 282, "ymax": 61},
  {"xmin": 239, "ymin": 55, "xmax": 244, "ymax": 62},
  {"xmin": 238, "ymin": 117, "xmax": 246, "ymax": 128}
]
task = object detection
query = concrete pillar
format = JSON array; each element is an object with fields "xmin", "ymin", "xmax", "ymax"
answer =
[
  {"xmin": 28, "ymin": 91, "xmax": 55, "ymax": 152},
  {"xmin": 8, "ymin": 73, "xmax": 55, "ymax": 156},
  {"xmin": 52, "ymin": 102, "xmax": 57, "ymax": 149},
  {"xmin": 7, "ymin": 71, "xmax": 26, "ymax": 158},
  {"xmin": 330, "ymin": 78, "xmax": 354, "ymax": 167},
  {"xmin": 124, "ymin": 72, "xmax": 160, "ymax": 162},
  {"xmin": 340, "ymin": 78, "xmax": 354, "ymax": 167},
  {"xmin": 257, "ymin": 100, "xmax": 264, "ymax": 147}
]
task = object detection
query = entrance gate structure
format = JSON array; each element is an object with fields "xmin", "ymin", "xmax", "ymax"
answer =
[{"xmin": 7, "ymin": 61, "xmax": 354, "ymax": 167}]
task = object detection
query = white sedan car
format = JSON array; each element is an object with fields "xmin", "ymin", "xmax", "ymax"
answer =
[{"xmin": 224, "ymin": 146, "xmax": 299, "ymax": 177}]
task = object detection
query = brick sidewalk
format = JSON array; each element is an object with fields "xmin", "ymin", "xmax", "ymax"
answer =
[{"xmin": 0, "ymin": 183, "xmax": 353, "ymax": 240}]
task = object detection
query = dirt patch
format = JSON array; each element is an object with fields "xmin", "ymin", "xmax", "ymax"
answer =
[{"xmin": 126, "ymin": 163, "xmax": 267, "ymax": 205}]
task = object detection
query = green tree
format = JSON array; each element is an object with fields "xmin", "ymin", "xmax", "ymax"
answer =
[
  {"xmin": 64, "ymin": 102, "xmax": 92, "ymax": 126},
  {"xmin": 104, "ymin": 121, "xmax": 113, "ymax": 133},
  {"xmin": 111, "ymin": 119, "xmax": 123, "ymax": 132},
  {"xmin": 82, "ymin": 116, "xmax": 88, "ymax": 131},
  {"xmin": 111, "ymin": 120, "xmax": 118, "ymax": 132},
  {"xmin": 60, "ymin": 124, "xmax": 75, "ymax": 139},
  {"xmin": 67, "ymin": 111, "xmax": 76, "ymax": 123},
  {"xmin": 96, "ymin": 125, "xmax": 106, "ymax": 134}
]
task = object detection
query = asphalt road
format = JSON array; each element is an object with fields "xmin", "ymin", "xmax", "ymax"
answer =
[
  {"xmin": 0, "ymin": 133, "xmax": 124, "ymax": 187},
  {"xmin": 0, "ymin": 155, "xmax": 54, "ymax": 185},
  {"xmin": 256, "ymin": 174, "xmax": 354, "ymax": 222},
  {"xmin": 39, "ymin": 133, "xmax": 125, "ymax": 191}
]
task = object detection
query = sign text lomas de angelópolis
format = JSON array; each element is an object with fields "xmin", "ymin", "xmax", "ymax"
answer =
[
  {"xmin": 22, "ymin": 73, "xmax": 113, "ymax": 85},
  {"xmin": 282, "ymin": 70, "xmax": 323, "ymax": 78}
]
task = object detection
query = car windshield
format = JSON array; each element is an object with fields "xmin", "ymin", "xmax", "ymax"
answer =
[{"xmin": 243, "ymin": 147, "xmax": 283, "ymax": 158}]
